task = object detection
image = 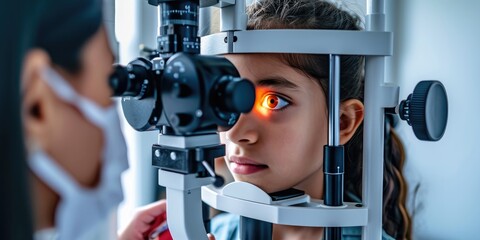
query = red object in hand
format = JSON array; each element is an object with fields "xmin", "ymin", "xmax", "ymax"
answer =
[{"xmin": 143, "ymin": 212, "xmax": 173, "ymax": 240}]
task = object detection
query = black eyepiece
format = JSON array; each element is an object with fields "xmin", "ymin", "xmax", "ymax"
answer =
[
  {"xmin": 213, "ymin": 76, "xmax": 256, "ymax": 113},
  {"xmin": 109, "ymin": 58, "xmax": 156, "ymax": 99},
  {"xmin": 109, "ymin": 64, "xmax": 130, "ymax": 96}
]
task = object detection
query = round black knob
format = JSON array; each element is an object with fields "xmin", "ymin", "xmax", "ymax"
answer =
[
  {"xmin": 214, "ymin": 76, "xmax": 255, "ymax": 113},
  {"xmin": 213, "ymin": 175, "xmax": 225, "ymax": 188},
  {"xmin": 399, "ymin": 80, "xmax": 448, "ymax": 141}
]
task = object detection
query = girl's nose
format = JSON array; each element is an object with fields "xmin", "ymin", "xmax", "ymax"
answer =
[{"xmin": 225, "ymin": 113, "xmax": 259, "ymax": 145}]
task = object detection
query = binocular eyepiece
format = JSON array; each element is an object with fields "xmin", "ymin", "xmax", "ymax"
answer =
[
  {"xmin": 109, "ymin": 0, "xmax": 255, "ymax": 136},
  {"xmin": 109, "ymin": 52, "xmax": 255, "ymax": 135}
]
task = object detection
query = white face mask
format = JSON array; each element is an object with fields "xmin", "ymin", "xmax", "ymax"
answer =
[{"xmin": 28, "ymin": 67, "xmax": 128, "ymax": 240}]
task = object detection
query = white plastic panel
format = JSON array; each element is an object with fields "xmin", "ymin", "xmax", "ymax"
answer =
[{"xmin": 202, "ymin": 185, "xmax": 368, "ymax": 227}]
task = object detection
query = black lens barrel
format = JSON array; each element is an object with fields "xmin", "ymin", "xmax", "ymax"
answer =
[
  {"xmin": 161, "ymin": 53, "xmax": 254, "ymax": 135},
  {"xmin": 112, "ymin": 0, "xmax": 256, "ymax": 133},
  {"xmin": 109, "ymin": 58, "xmax": 156, "ymax": 99},
  {"xmin": 158, "ymin": 1, "xmax": 200, "ymax": 55}
]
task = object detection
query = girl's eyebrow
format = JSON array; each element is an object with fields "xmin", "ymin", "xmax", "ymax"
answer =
[{"xmin": 256, "ymin": 77, "xmax": 299, "ymax": 89}]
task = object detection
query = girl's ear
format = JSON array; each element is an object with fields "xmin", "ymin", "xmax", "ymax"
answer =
[
  {"xmin": 22, "ymin": 49, "xmax": 52, "ymax": 150},
  {"xmin": 339, "ymin": 99, "xmax": 364, "ymax": 145}
]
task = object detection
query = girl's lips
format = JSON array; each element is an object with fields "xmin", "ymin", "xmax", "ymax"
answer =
[{"xmin": 229, "ymin": 156, "xmax": 268, "ymax": 175}]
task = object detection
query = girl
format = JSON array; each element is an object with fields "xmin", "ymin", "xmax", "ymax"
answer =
[{"xmin": 211, "ymin": 0, "xmax": 411, "ymax": 239}]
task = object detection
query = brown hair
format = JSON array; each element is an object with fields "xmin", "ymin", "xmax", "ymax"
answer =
[{"xmin": 247, "ymin": 0, "xmax": 411, "ymax": 239}]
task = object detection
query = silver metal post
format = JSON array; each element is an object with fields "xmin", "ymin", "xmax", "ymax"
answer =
[
  {"xmin": 364, "ymin": 0, "xmax": 387, "ymax": 239},
  {"xmin": 366, "ymin": 0, "xmax": 386, "ymax": 33},
  {"xmin": 324, "ymin": 54, "xmax": 343, "ymax": 240},
  {"xmin": 159, "ymin": 170, "xmax": 211, "ymax": 240},
  {"xmin": 328, "ymin": 54, "xmax": 341, "ymax": 147},
  {"xmin": 156, "ymin": 134, "xmax": 220, "ymax": 240},
  {"xmin": 367, "ymin": 0, "xmax": 385, "ymax": 15},
  {"xmin": 220, "ymin": 0, "xmax": 247, "ymax": 31}
]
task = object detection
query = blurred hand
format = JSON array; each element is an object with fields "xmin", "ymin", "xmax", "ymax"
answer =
[
  {"xmin": 208, "ymin": 233, "xmax": 216, "ymax": 240},
  {"xmin": 119, "ymin": 199, "xmax": 216, "ymax": 240},
  {"xmin": 119, "ymin": 200, "xmax": 169, "ymax": 240}
]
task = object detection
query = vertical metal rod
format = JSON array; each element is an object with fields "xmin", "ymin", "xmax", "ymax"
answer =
[
  {"xmin": 367, "ymin": 0, "xmax": 385, "ymax": 15},
  {"xmin": 328, "ymin": 55, "xmax": 341, "ymax": 147},
  {"xmin": 239, "ymin": 216, "xmax": 272, "ymax": 240},
  {"xmin": 220, "ymin": 0, "xmax": 247, "ymax": 31},
  {"xmin": 362, "ymin": 57, "xmax": 386, "ymax": 240},
  {"xmin": 366, "ymin": 0, "xmax": 386, "ymax": 33},
  {"xmin": 324, "ymin": 54, "xmax": 342, "ymax": 240},
  {"xmin": 364, "ymin": 0, "xmax": 387, "ymax": 240},
  {"xmin": 199, "ymin": 7, "xmax": 212, "ymax": 37},
  {"xmin": 157, "ymin": 6, "xmax": 162, "ymax": 36}
]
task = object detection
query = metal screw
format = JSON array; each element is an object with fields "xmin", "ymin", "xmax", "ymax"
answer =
[
  {"xmin": 170, "ymin": 152, "xmax": 177, "ymax": 160},
  {"xmin": 195, "ymin": 109, "xmax": 203, "ymax": 117},
  {"xmin": 155, "ymin": 149, "xmax": 160, "ymax": 158}
]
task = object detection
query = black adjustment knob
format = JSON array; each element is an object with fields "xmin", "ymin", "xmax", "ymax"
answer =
[
  {"xmin": 214, "ymin": 76, "xmax": 255, "ymax": 113},
  {"xmin": 398, "ymin": 80, "xmax": 448, "ymax": 141},
  {"xmin": 213, "ymin": 175, "xmax": 225, "ymax": 188},
  {"xmin": 201, "ymin": 160, "xmax": 225, "ymax": 188}
]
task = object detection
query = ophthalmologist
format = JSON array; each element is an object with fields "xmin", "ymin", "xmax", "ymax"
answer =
[{"xmin": 20, "ymin": 0, "xmax": 169, "ymax": 239}]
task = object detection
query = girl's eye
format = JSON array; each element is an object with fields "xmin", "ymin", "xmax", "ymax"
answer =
[{"xmin": 261, "ymin": 94, "xmax": 290, "ymax": 111}]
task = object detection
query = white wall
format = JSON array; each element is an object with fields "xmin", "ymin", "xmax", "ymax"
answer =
[
  {"xmin": 115, "ymin": 0, "xmax": 158, "ymax": 231},
  {"xmin": 392, "ymin": 0, "xmax": 480, "ymax": 239}
]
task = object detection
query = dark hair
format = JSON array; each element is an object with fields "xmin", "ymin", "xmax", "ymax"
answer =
[
  {"xmin": 35, "ymin": 0, "xmax": 103, "ymax": 73},
  {"xmin": 0, "ymin": 1, "xmax": 40, "ymax": 239},
  {"xmin": 247, "ymin": 0, "xmax": 411, "ymax": 239}
]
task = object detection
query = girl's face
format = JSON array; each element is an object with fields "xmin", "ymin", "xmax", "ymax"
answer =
[{"xmin": 222, "ymin": 54, "xmax": 328, "ymax": 196}]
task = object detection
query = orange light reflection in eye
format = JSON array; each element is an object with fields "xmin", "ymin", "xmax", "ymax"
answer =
[{"xmin": 253, "ymin": 87, "xmax": 272, "ymax": 119}]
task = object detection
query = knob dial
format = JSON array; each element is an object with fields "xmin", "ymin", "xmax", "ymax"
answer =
[{"xmin": 399, "ymin": 80, "xmax": 448, "ymax": 141}]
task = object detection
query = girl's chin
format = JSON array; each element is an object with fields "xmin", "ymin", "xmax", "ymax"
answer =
[{"xmin": 229, "ymin": 177, "xmax": 284, "ymax": 194}]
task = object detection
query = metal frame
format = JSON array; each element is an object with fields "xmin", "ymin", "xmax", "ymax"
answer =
[
  {"xmin": 201, "ymin": 30, "xmax": 392, "ymax": 56},
  {"xmin": 159, "ymin": 170, "xmax": 212, "ymax": 240},
  {"xmin": 199, "ymin": 0, "xmax": 399, "ymax": 239},
  {"xmin": 157, "ymin": 133, "xmax": 221, "ymax": 240},
  {"xmin": 362, "ymin": 1, "xmax": 394, "ymax": 239}
]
